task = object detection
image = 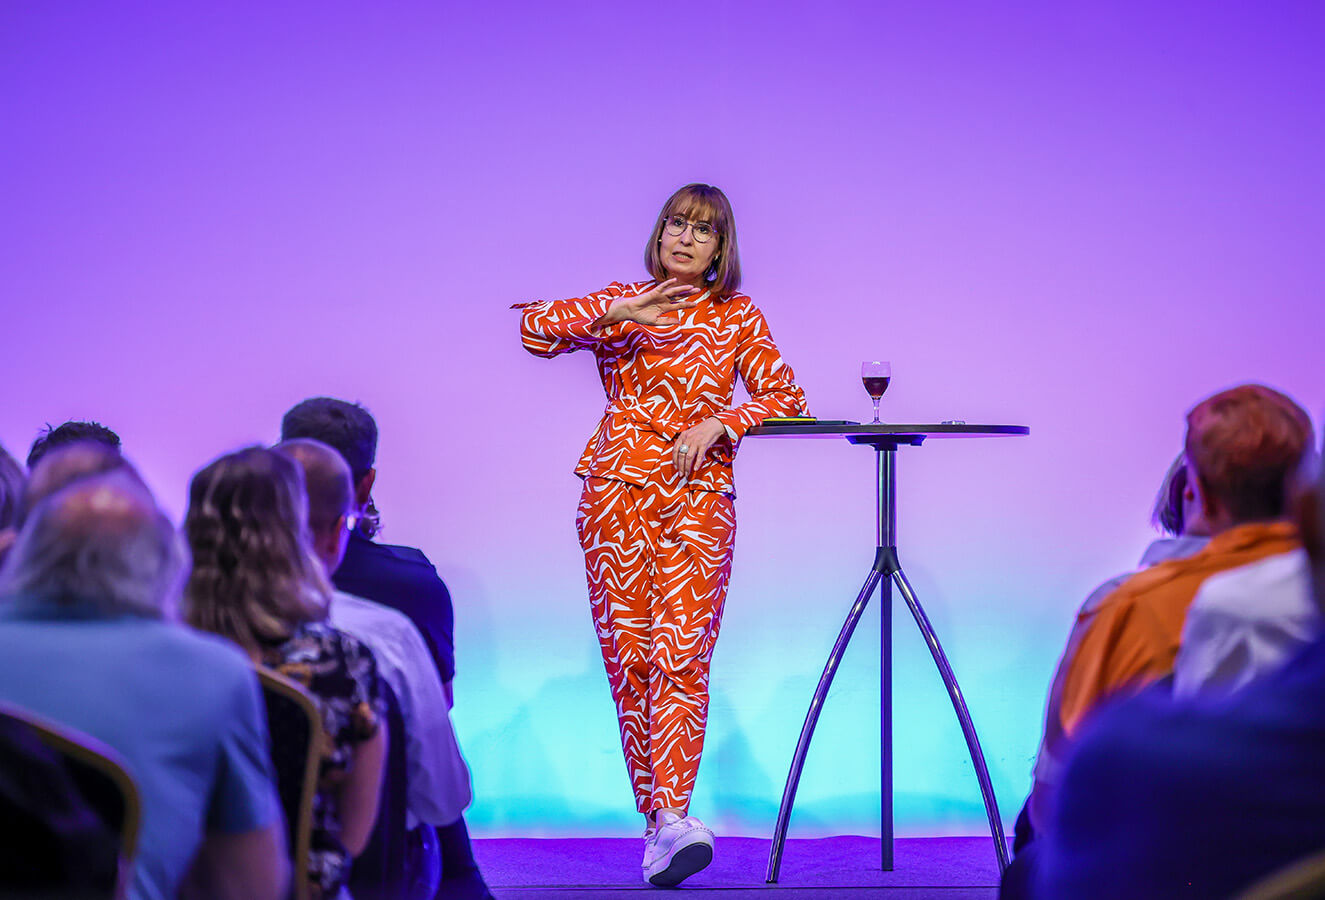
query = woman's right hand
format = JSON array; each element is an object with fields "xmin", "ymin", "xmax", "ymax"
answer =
[{"xmin": 600, "ymin": 278, "xmax": 700, "ymax": 328}]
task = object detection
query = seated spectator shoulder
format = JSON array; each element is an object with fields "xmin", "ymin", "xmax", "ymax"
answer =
[
  {"xmin": 1174, "ymin": 548, "xmax": 1317, "ymax": 697},
  {"xmin": 334, "ymin": 531, "xmax": 457, "ymax": 686}
]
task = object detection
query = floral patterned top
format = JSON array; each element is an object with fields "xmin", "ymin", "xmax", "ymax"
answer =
[{"xmin": 262, "ymin": 621, "xmax": 383, "ymax": 899}]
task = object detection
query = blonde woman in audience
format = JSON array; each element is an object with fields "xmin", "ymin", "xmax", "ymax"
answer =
[{"xmin": 184, "ymin": 446, "xmax": 386, "ymax": 900}]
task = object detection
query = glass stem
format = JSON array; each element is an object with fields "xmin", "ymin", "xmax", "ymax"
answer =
[{"xmin": 872, "ymin": 398, "xmax": 881, "ymax": 424}]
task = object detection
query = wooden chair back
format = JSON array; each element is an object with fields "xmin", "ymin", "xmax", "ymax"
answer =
[
  {"xmin": 256, "ymin": 666, "xmax": 324, "ymax": 900},
  {"xmin": 0, "ymin": 701, "xmax": 141, "ymax": 899},
  {"xmin": 1239, "ymin": 849, "xmax": 1325, "ymax": 900}
]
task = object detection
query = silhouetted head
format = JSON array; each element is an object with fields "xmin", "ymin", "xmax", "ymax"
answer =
[
  {"xmin": 20, "ymin": 443, "xmax": 144, "ymax": 527},
  {"xmin": 26, "ymin": 421, "xmax": 121, "ymax": 471},
  {"xmin": 280, "ymin": 397, "xmax": 380, "ymax": 538},
  {"xmin": 0, "ymin": 471, "xmax": 185, "ymax": 620},
  {"xmin": 274, "ymin": 439, "xmax": 355, "ymax": 576}
]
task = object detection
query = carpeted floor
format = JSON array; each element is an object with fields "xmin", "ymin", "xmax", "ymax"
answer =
[{"xmin": 474, "ymin": 835, "xmax": 1003, "ymax": 898}]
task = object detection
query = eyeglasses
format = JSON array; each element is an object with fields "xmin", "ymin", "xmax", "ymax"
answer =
[{"xmin": 663, "ymin": 215, "xmax": 717, "ymax": 244}]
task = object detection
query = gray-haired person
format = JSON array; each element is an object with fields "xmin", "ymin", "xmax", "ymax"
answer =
[{"xmin": 0, "ymin": 463, "xmax": 288, "ymax": 900}]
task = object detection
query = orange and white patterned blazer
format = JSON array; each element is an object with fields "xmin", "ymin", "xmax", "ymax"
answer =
[{"xmin": 517, "ymin": 280, "xmax": 809, "ymax": 494}]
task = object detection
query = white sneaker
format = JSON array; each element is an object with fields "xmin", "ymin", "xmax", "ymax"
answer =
[{"xmin": 642, "ymin": 810, "xmax": 714, "ymax": 887}]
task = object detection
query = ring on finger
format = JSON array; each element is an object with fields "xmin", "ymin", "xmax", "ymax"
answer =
[{"xmin": 679, "ymin": 444, "xmax": 690, "ymax": 453}]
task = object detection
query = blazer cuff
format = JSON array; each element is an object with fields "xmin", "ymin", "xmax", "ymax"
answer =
[{"xmin": 713, "ymin": 409, "xmax": 753, "ymax": 440}]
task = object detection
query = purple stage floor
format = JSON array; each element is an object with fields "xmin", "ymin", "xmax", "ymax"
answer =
[{"xmin": 474, "ymin": 835, "xmax": 1002, "ymax": 899}]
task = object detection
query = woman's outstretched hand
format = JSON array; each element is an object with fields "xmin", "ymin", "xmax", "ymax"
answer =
[
  {"xmin": 673, "ymin": 417, "xmax": 729, "ymax": 483},
  {"xmin": 597, "ymin": 278, "xmax": 699, "ymax": 329}
]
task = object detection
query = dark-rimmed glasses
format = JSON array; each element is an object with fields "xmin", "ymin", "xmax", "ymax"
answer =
[{"xmin": 663, "ymin": 215, "xmax": 717, "ymax": 244}]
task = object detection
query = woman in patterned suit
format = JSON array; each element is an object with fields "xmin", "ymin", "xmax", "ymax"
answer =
[{"xmin": 518, "ymin": 184, "xmax": 808, "ymax": 886}]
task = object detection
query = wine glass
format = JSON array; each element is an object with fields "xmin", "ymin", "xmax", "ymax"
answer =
[{"xmin": 861, "ymin": 361, "xmax": 891, "ymax": 424}]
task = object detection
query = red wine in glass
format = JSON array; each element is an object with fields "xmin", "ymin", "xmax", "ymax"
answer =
[
  {"xmin": 862, "ymin": 376, "xmax": 891, "ymax": 398},
  {"xmin": 861, "ymin": 361, "xmax": 891, "ymax": 423}
]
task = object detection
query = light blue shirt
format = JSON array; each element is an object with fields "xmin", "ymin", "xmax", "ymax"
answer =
[
  {"xmin": 328, "ymin": 590, "xmax": 472, "ymax": 827},
  {"xmin": 0, "ymin": 601, "xmax": 280, "ymax": 900}
]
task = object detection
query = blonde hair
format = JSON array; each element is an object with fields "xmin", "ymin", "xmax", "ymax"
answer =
[
  {"xmin": 644, "ymin": 183, "xmax": 742, "ymax": 294},
  {"xmin": 184, "ymin": 446, "xmax": 330, "ymax": 653}
]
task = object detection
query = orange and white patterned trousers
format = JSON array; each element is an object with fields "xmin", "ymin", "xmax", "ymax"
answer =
[{"xmin": 576, "ymin": 474, "xmax": 735, "ymax": 816}]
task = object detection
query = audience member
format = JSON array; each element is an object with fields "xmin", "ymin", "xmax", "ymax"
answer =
[
  {"xmin": 281, "ymin": 398, "xmax": 455, "ymax": 689},
  {"xmin": 1014, "ymin": 454, "xmax": 1211, "ymax": 854},
  {"xmin": 20, "ymin": 439, "xmax": 145, "ymax": 523},
  {"xmin": 0, "ymin": 464, "xmax": 288, "ymax": 900},
  {"xmin": 1002, "ymin": 384, "xmax": 1312, "ymax": 899},
  {"xmin": 184, "ymin": 446, "xmax": 387, "ymax": 899},
  {"xmin": 1034, "ymin": 431, "xmax": 1325, "ymax": 898},
  {"xmin": 0, "ymin": 443, "xmax": 25, "ymax": 563},
  {"xmin": 1173, "ymin": 456, "xmax": 1319, "ymax": 696},
  {"xmin": 1053, "ymin": 384, "xmax": 1309, "ymax": 734},
  {"xmin": 281, "ymin": 398, "xmax": 492, "ymax": 900},
  {"xmin": 277, "ymin": 440, "xmax": 474, "ymax": 874},
  {"xmin": 26, "ymin": 420, "xmax": 121, "ymax": 470}
]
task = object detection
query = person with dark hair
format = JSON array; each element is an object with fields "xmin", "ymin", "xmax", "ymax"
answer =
[
  {"xmin": 1006, "ymin": 453, "xmax": 1212, "ymax": 876},
  {"xmin": 280, "ymin": 398, "xmax": 452, "ymax": 684},
  {"xmin": 0, "ymin": 465, "xmax": 288, "ymax": 900},
  {"xmin": 26, "ymin": 420, "xmax": 121, "ymax": 470},
  {"xmin": 516, "ymin": 184, "xmax": 808, "ymax": 885},
  {"xmin": 280, "ymin": 399, "xmax": 493, "ymax": 900},
  {"xmin": 184, "ymin": 446, "xmax": 387, "ymax": 900},
  {"xmin": 277, "ymin": 439, "xmax": 476, "ymax": 897},
  {"xmin": 20, "ymin": 441, "xmax": 143, "ymax": 525},
  {"xmin": 1032, "ymin": 431, "xmax": 1325, "ymax": 898}
]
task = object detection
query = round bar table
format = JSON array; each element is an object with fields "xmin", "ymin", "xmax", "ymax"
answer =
[{"xmin": 746, "ymin": 422, "xmax": 1029, "ymax": 882}]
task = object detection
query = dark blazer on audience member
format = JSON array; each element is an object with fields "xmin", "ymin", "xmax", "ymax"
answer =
[
  {"xmin": 333, "ymin": 532, "xmax": 456, "ymax": 684},
  {"xmin": 1037, "ymin": 636, "xmax": 1325, "ymax": 898}
]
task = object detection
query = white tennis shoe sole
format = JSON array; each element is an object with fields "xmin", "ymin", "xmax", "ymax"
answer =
[{"xmin": 642, "ymin": 816, "xmax": 715, "ymax": 887}]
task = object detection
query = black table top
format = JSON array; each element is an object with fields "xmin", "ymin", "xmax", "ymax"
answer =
[{"xmin": 747, "ymin": 422, "xmax": 1029, "ymax": 441}]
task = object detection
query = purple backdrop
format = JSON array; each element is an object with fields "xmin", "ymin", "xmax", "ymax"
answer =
[{"xmin": 3, "ymin": 2, "xmax": 1322, "ymax": 837}]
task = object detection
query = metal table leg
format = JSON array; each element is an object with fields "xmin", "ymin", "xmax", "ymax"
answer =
[
  {"xmin": 891, "ymin": 565, "xmax": 1010, "ymax": 873},
  {"xmin": 765, "ymin": 442, "xmax": 1009, "ymax": 882}
]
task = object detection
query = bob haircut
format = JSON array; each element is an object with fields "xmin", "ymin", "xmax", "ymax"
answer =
[
  {"xmin": 183, "ymin": 446, "xmax": 330, "ymax": 654},
  {"xmin": 644, "ymin": 183, "xmax": 742, "ymax": 295}
]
